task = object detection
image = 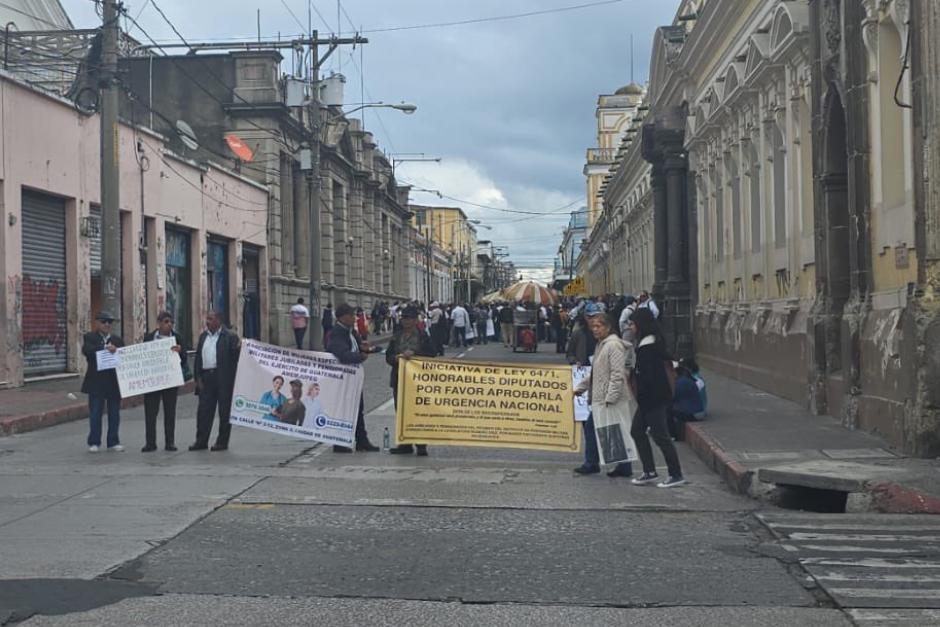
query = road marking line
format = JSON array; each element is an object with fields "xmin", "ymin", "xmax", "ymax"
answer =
[
  {"xmin": 225, "ymin": 503, "xmax": 274, "ymax": 510},
  {"xmin": 804, "ymin": 558, "xmax": 940, "ymax": 569},
  {"xmin": 456, "ymin": 351, "xmax": 466, "ymax": 358},
  {"xmin": 848, "ymin": 609, "xmax": 940, "ymax": 621},
  {"xmin": 790, "ymin": 544, "xmax": 917, "ymax": 553},
  {"xmin": 830, "ymin": 588, "xmax": 940, "ymax": 599},
  {"xmin": 789, "ymin": 533, "xmax": 940, "ymax": 542},
  {"xmin": 816, "ymin": 572, "xmax": 940, "ymax": 583},
  {"xmin": 771, "ymin": 523, "xmax": 940, "ymax": 532}
]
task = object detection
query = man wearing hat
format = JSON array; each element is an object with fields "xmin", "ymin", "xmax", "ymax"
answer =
[
  {"xmin": 385, "ymin": 305, "xmax": 437, "ymax": 455},
  {"xmin": 81, "ymin": 311, "xmax": 125, "ymax": 452},
  {"xmin": 327, "ymin": 303, "xmax": 380, "ymax": 453}
]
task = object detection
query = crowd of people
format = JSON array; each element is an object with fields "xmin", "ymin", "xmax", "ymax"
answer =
[{"xmin": 80, "ymin": 289, "xmax": 706, "ymax": 488}]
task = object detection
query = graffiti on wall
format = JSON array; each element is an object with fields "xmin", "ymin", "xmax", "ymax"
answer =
[
  {"xmin": 6, "ymin": 275, "xmax": 23, "ymax": 354},
  {"xmin": 20, "ymin": 275, "xmax": 66, "ymax": 352}
]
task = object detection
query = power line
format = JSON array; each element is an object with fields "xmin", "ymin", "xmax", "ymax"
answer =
[
  {"xmin": 279, "ymin": 0, "xmax": 308, "ymax": 34},
  {"xmin": 361, "ymin": 0, "xmax": 625, "ymax": 34}
]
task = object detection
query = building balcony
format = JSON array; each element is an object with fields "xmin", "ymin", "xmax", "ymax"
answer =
[{"xmin": 586, "ymin": 147, "xmax": 617, "ymax": 165}]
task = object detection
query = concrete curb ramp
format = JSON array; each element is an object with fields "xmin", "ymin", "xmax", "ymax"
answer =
[{"xmin": 684, "ymin": 422, "xmax": 940, "ymax": 515}]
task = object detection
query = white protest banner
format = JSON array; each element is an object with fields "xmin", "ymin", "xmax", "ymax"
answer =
[
  {"xmin": 116, "ymin": 338, "xmax": 184, "ymax": 397},
  {"xmin": 230, "ymin": 340, "xmax": 364, "ymax": 447},
  {"xmin": 572, "ymin": 365, "xmax": 591, "ymax": 422}
]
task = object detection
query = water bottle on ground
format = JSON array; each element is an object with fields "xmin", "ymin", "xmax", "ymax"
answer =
[{"xmin": 382, "ymin": 427, "xmax": 390, "ymax": 452}]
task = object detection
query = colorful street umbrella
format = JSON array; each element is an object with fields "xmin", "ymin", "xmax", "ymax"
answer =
[
  {"xmin": 480, "ymin": 290, "xmax": 504, "ymax": 304},
  {"xmin": 502, "ymin": 281, "xmax": 559, "ymax": 306}
]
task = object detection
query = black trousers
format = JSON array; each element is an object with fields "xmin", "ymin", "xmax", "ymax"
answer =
[
  {"xmin": 144, "ymin": 387, "xmax": 178, "ymax": 447},
  {"xmin": 630, "ymin": 404, "xmax": 682, "ymax": 478},
  {"xmin": 355, "ymin": 395, "xmax": 368, "ymax": 445},
  {"xmin": 195, "ymin": 371, "xmax": 233, "ymax": 447},
  {"xmin": 294, "ymin": 327, "xmax": 307, "ymax": 349},
  {"xmin": 554, "ymin": 327, "xmax": 567, "ymax": 353}
]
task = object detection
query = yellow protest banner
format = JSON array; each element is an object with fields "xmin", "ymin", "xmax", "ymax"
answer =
[
  {"xmin": 564, "ymin": 276, "xmax": 586, "ymax": 297},
  {"xmin": 396, "ymin": 357, "xmax": 580, "ymax": 452}
]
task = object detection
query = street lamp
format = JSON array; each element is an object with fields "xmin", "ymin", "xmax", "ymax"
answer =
[{"xmin": 343, "ymin": 101, "xmax": 417, "ymax": 116}]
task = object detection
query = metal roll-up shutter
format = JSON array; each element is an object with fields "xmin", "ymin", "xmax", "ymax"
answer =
[
  {"xmin": 89, "ymin": 205, "xmax": 101, "ymax": 276},
  {"xmin": 21, "ymin": 190, "xmax": 68, "ymax": 376}
]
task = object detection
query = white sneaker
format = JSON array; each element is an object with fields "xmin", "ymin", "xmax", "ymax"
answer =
[
  {"xmin": 88, "ymin": 445, "xmax": 100, "ymax": 453},
  {"xmin": 657, "ymin": 476, "xmax": 687, "ymax": 488},
  {"xmin": 108, "ymin": 444, "xmax": 125, "ymax": 452}
]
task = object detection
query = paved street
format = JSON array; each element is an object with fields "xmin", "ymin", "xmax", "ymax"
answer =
[{"xmin": 0, "ymin": 341, "xmax": 854, "ymax": 626}]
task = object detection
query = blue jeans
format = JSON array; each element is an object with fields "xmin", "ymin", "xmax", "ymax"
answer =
[
  {"xmin": 88, "ymin": 394, "xmax": 121, "ymax": 447},
  {"xmin": 583, "ymin": 411, "xmax": 633, "ymax": 474}
]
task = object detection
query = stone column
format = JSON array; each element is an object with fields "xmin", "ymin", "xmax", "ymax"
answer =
[
  {"xmin": 279, "ymin": 155, "xmax": 294, "ymax": 276},
  {"xmin": 348, "ymin": 180, "xmax": 365, "ymax": 293},
  {"xmin": 666, "ymin": 154, "xmax": 687, "ymax": 285},
  {"xmin": 651, "ymin": 165, "xmax": 668, "ymax": 294},
  {"xmin": 319, "ymin": 175, "xmax": 334, "ymax": 291},
  {"xmin": 293, "ymin": 162, "xmax": 309, "ymax": 278}
]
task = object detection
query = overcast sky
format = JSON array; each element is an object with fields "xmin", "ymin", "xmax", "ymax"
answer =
[{"xmin": 63, "ymin": 0, "xmax": 681, "ymax": 284}]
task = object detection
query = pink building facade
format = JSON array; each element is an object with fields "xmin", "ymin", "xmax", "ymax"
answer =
[{"xmin": 0, "ymin": 72, "xmax": 269, "ymax": 387}]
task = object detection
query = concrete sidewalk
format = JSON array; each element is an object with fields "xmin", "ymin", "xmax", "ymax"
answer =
[
  {"xmin": 0, "ymin": 333, "xmax": 394, "ymax": 438},
  {"xmin": 685, "ymin": 370, "xmax": 940, "ymax": 513}
]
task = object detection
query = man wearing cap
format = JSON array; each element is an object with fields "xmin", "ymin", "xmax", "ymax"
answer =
[
  {"xmin": 385, "ymin": 305, "xmax": 436, "ymax": 455},
  {"xmin": 142, "ymin": 311, "xmax": 187, "ymax": 452},
  {"xmin": 191, "ymin": 311, "xmax": 241, "ymax": 452},
  {"xmin": 327, "ymin": 303, "xmax": 380, "ymax": 453},
  {"xmin": 81, "ymin": 312, "xmax": 125, "ymax": 452}
]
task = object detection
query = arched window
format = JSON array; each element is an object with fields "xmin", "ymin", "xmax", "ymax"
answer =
[
  {"xmin": 748, "ymin": 142, "xmax": 761, "ymax": 253},
  {"xmin": 771, "ymin": 126, "xmax": 787, "ymax": 249}
]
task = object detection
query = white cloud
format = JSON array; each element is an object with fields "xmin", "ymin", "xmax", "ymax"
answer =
[{"xmin": 398, "ymin": 159, "xmax": 578, "ymax": 284}]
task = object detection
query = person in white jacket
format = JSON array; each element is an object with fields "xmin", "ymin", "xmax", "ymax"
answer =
[{"xmin": 573, "ymin": 311, "xmax": 635, "ymax": 478}]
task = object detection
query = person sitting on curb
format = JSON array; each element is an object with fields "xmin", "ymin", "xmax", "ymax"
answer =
[
  {"xmin": 386, "ymin": 305, "xmax": 437, "ymax": 456},
  {"xmin": 670, "ymin": 358, "xmax": 707, "ymax": 441}
]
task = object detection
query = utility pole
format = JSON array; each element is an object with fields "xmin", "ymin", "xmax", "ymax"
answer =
[
  {"xmin": 425, "ymin": 212, "xmax": 433, "ymax": 303},
  {"xmin": 100, "ymin": 0, "xmax": 122, "ymax": 333},
  {"xmin": 306, "ymin": 31, "xmax": 368, "ymax": 350}
]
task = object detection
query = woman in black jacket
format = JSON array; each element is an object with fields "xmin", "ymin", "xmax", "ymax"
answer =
[{"xmin": 628, "ymin": 308, "xmax": 685, "ymax": 488}]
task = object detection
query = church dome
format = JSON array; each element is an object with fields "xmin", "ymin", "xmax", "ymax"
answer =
[{"xmin": 615, "ymin": 83, "xmax": 644, "ymax": 96}]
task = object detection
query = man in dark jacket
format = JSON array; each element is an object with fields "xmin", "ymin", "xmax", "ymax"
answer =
[
  {"xmin": 327, "ymin": 303, "xmax": 380, "ymax": 453},
  {"xmin": 81, "ymin": 311, "xmax": 125, "ymax": 452},
  {"xmin": 385, "ymin": 305, "xmax": 436, "ymax": 455},
  {"xmin": 142, "ymin": 311, "xmax": 187, "ymax": 452},
  {"xmin": 190, "ymin": 311, "xmax": 240, "ymax": 452}
]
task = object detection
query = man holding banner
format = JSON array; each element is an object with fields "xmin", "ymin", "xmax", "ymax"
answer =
[
  {"xmin": 386, "ymin": 305, "xmax": 436, "ymax": 456},
  {"xmin": 328, "ymin": 303, "xmax": 380, "ymax": 453},
  {"xmin": 141, "ymin": 311, "xmax": 187, "ymax": 452}
]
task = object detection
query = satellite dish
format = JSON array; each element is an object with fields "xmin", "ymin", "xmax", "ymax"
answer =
[
  {"xmin": 176, "ymin": 120, "xmax": 199, "ymax": 151},
  {"xmin": 224, "ymin": 134, "xmax": 255, "ymax": 162}
]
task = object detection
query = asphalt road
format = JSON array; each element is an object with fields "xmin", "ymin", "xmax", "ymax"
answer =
[{"xmin": 0, "ymin": 341, "xmax": 857, "ymax": 626}]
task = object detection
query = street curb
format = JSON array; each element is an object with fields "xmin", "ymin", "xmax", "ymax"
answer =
[
  {"xmin": 684, "ymin": 423, "xmax": 940, "ymax": 514},
  {"xmin": 684, "ymin": 422, "xmax": 754, "ymax": 495},
  {"xmin": 0, "ymin": 381, "xmax": 196, "ymax": 437},
  {"xmin": 866, "ymin": 481, "xmax": 940, "ymax": 514}
]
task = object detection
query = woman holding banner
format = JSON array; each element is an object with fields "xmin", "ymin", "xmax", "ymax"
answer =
[
  {"xmin": 573, "ymin": 310, "xmax": 635, "ymax": 478},
  {"xmin": 386, "ymin": 305, "xmax": 436, "ymax": 456}
]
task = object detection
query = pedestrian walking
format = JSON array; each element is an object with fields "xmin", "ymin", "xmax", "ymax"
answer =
[
  {"xmin": 142, "ymin": 311, "xmax": 187, "ymax": 452},
  {"xmin": 81, "ymin": 311, "xmax": 125, "ymax": 453},
  {"xmin": 628, "ymin": 308, "xmax": 685, "ymax": 487},
  {"xmin": 619, "ymin": 295, "xmax": 637, "ymax": 342},
  {"xmin": 386, "ymin": 305, "xmax": 436, "ymax": 455},
  {"xmin": 190, "ymin": 311, "xmax": 240, "ymax": 452},
  {"xmin": 290, "ymin": 298, "xmax": 310, "ymax": 349},
  {"xmin": 355, "ymin": 307, "xmax": 370, "ymax": 340},
  {"xmin": 637, "ymin": 290, "xmax": 660, "ymax": 319},
  {"xmin": 428, "ymin": 302, "xmax": 446, "ymax": 356},
  {"xmin": 328, "ymin": 303, "xmax": 380, "ymax": 453},
  {"xmin": 498, "ymin": 304, "xmax": 514, "ymax": 348},
  {"xmin": 566, "ymin": 305, "xmax": 598, "ymax": 367},
  {"xmin": 451, "ymin": 303, "xmax": 469, "ymax": 347},
  {"xmin": 476, "ymin": 305, "xmax": 489, "ymax": 345}
]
